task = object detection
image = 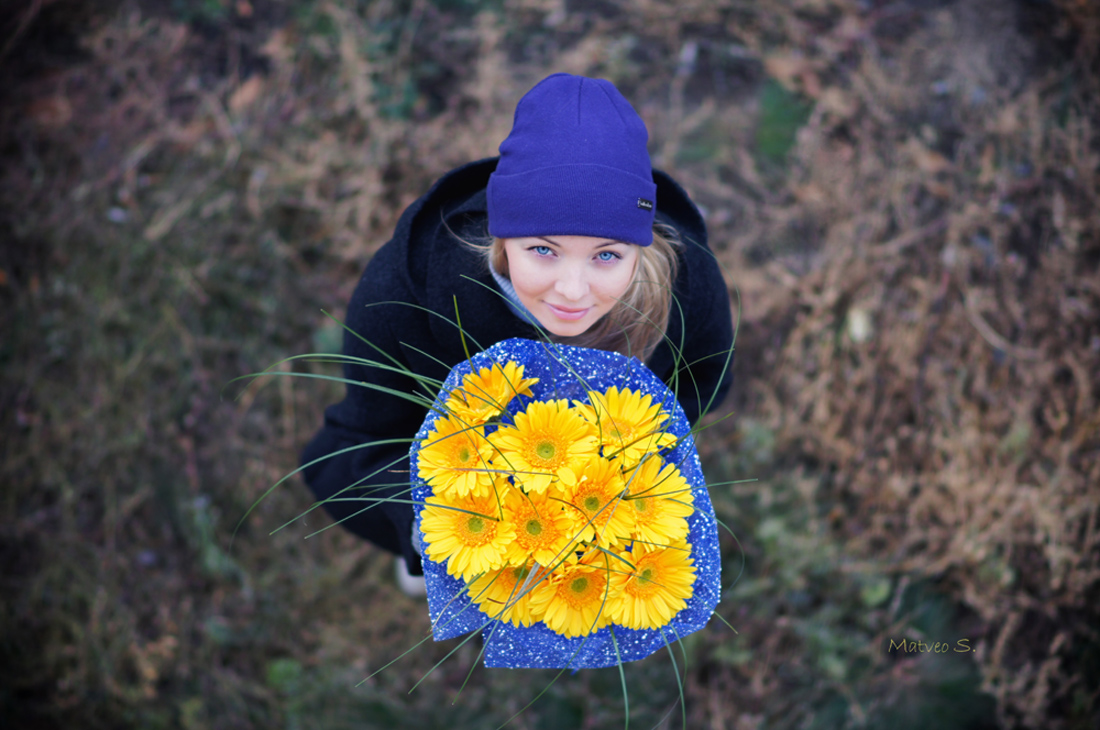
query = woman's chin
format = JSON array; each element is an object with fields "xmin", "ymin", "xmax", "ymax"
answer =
[{"xmin": 540, "ymin": 322, "xmax": 588, "ymax": 338}]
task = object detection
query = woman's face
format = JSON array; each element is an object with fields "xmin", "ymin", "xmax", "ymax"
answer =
[{"xmin": 502, "ymin": 235, "xmax": 639, "ymax": 337}]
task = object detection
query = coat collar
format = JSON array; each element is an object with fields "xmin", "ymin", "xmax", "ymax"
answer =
[{"xmin": 409, "ymin": 159, "xmax": 539, "ymax": 354}]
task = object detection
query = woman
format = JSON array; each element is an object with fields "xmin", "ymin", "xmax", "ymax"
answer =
[{"xmin": 301, "ymin": 73, "xmax": 734, "ymax": 588}]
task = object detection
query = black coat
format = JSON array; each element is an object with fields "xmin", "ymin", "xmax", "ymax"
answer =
[{"xmin": 301, "ymin": 158, "xmax": 734, "ymax": 574}]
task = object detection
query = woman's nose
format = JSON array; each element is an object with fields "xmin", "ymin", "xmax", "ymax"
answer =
[{"xmin": 554, "ymin": 266, "xmax": 589, "ymax": 300}]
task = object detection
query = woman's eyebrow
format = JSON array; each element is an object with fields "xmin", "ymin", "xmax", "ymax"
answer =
[{"xmin": 536, "ymin": 236, "xmax": 622, "ymax": 248}]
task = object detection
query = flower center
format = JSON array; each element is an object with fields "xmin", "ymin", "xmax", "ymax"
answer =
[
  {"xmin": 633, "ymin": 497, "xmax": 649, "ymax": 513},
  {"xmin": 626, "ymin": 562, "xmax": 661, "ymax": 598},
  {"xmin": 570, "ymin": 577, "xmax": 589, "ymax": 594},
  {"xmin": 457, "ymin": 445, "xmax": 472, "ymax": 463},
  {"xmin": 535, "ymin": 440, "xmax": 557, "ymax": 462},
  {"xmin": 525, "ymin": 519, "xmax": 543, "ymax": 536},
  {"xmin": 584, "ymin": 496, "xmax": 601, "ymax": 512},
  {"xmin": 466, "ymin": 516, "xmax": 485, "ymax": 534}
]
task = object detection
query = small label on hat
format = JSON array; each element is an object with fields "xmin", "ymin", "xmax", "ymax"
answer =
[{"xmin": 637, "ymin": 198, "xmax": 654, "ymax": 210}]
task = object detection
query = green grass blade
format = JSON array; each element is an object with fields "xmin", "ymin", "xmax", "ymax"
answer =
[{"xmin": 609, "ymin": 627, "xmax": 630, "ymax": 730}]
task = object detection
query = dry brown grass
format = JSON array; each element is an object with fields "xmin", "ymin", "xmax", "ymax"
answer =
[{"xmin": 698, "ymin": 1, "xmax": 1100, "ymax": 726}]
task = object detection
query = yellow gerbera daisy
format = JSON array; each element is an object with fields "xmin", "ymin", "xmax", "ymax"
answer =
[
  {"xmin": 606, "ymin": 540, "xmax": 696, "ymax": 630},
  {"xmin": 420, "ymin": 491, "xmax": 514, "ymax": 582},
  {"xmin": 489, "ymin": 399, "xmax": 598, "ymax": 494},
  {"xmin": 529, "ymin": 558, "xmax": 613, "ymax": 638},
  {"xmin": 565, "ymin": 455, "xmax": 635, "ymax": 549},
  {"xmin": 416, "ymin": 415, "xmax": 495, "ymax": 498},
  {"xmin": 574, "ymin": 386, "xmax": 678, "ymax": 466},
  {"xmin": 501, "ymin": 488, "xmax": 581, "ymax": 568},
  {"xmin": 623, "ymin": 456, "xmax": 694, "ymax": 545},
  {"xmin": 444, "ymin": 361, "xmax": 538, "ymax": 425},
  {"xmin": 467, "ymin": 561, "xmax": 548, "ymax": 627}
]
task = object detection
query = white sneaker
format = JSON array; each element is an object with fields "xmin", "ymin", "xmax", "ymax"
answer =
[{"xmin": 394, "ymin": 558, "xmax": 427, "ymax": 597}]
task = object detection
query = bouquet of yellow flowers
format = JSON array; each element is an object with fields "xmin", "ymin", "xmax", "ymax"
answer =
[{"xmin": 410, "ymin": 338, "xmax": 720, "ymax": 669}]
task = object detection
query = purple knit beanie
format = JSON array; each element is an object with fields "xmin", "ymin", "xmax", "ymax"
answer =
[{"xmin": 487, "ymin": 73, "xmax": 657, "ymax": 247}]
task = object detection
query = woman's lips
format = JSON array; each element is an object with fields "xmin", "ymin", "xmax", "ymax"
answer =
[{"xmin": 545, "ymin": 303, "xmax": 590, "ymax": 321}]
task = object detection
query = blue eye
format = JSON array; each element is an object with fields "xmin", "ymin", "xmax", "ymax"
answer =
[
  {"xmin": 532, "ymin": 245, "xmax": 553, "ymax": 256},
  {"xmin": 596, "ymin": 251, "xmax": 620, "ymax": 262}
]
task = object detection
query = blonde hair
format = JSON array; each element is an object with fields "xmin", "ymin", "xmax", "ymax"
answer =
[{"xmin": 477, "ymin": 225, "xmax": 682, "ymax": 361}]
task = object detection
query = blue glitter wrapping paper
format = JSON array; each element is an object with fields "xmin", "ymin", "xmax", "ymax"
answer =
[{"xmin": 409, "ymin": 338, "xmax": 721, "ymax": 670}]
